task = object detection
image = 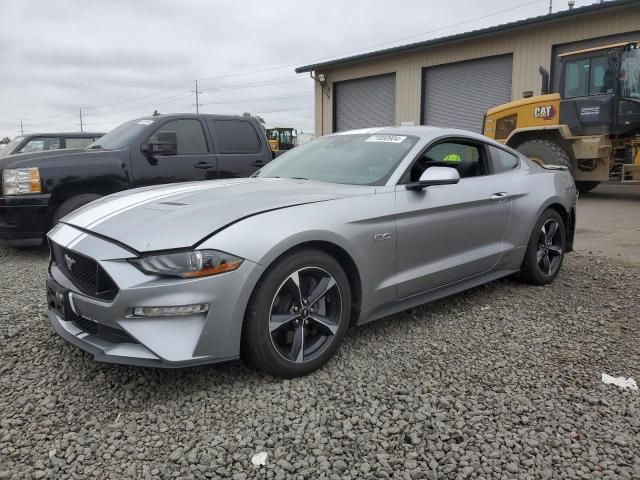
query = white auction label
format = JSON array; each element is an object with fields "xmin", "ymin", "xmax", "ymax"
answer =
[{"xmin": 365, "ymin": 135, "xmax": 407, "ymax": 143}]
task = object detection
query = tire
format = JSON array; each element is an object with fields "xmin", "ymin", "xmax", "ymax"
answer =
[
  {"xmin": 242, "ymin": 248, "xmax": 352, "ymax": 378},
  {"xmin": 520, "ymin": 208, "xmax": 566, "ymax": 285},
  {"xmin": 53, "ymin": 194, "xmax": 102, "ymax": 224},
  {"xmin": 517, "ymin": 140, "xmax": 572, "ymax": 170},
  {"xmin": 575, "ymin": 181, "xmax": 600, "ymax": 194}
]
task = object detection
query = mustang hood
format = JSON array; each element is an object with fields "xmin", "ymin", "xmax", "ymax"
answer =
[{"xmin": 61, "ymin": 178, "xmax": 373, "ymax": 252}]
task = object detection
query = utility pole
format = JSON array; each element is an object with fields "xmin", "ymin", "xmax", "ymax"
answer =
[
  {"xmin": 192, "ymin": 80, "xmax": 203, "ymax": 114},
  {"xmin": 548, "ymin": 0, "xmax": 552, "ymax": 14},
  {"xmin": 78, "ymin": 108, "xmax": 84, "ymax": 132},
  {"xmin": 20, "ymin": 120, "xmax": 24, "ymax": 135}
]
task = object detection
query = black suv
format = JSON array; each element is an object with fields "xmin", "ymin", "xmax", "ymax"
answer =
[
  {"xmin": 0, "ymin": 114, "xmax": 272, "ymax": 247},
  {"xmin": 0, "ymin": 132, "xmax": 104, "ymax": 157}
]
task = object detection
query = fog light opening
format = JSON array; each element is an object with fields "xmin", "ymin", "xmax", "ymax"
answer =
[{"xmin": 131, "ymin": 304, "xmax": 209, "ymax": 317}]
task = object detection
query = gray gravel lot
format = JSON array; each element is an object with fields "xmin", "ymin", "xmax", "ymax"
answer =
[{"xmin": 1, "ymin": 246, "xmax": 639, "ymax": 480}]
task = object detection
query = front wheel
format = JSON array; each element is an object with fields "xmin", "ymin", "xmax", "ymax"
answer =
[
  {"xmin": 241, "ymin": 249, "xmax": 352, "ymax": 378},
  {"xmin": 520, "ymin": 208, "xmax": 566, "ymax": 285},
  {"xmin": 53, "ymin": 194, "xmax": 102, "ymax": 224}
]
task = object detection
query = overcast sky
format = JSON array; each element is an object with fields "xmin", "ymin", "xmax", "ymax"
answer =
[{"xmin": 0, "ymin": 0, "xmax": 601, "ymax": 139}]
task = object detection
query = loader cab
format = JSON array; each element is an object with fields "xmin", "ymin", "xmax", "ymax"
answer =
[
  {"xmin": 559, "ymin": 41, "xmax": 640, "ymax": 136},
  {"xmin": 267, "ymin": 127, "xmax": 297, "ymax": 156}
]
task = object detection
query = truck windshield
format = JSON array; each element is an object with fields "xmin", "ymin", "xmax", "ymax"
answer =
[
  {"xmin": 0, "ymin": 136, "xmax": 24, "ymax": 157},
  {"xmin": 256, "ymin": 133, "xmax": 418, "ymax": 186},
  {"xmin": 86, "ymin": 119, "xmax": 151, "ymax": 150},
  {"xmin": 621, "ymin": 49, "xmax": 640, "ymax": 99}
]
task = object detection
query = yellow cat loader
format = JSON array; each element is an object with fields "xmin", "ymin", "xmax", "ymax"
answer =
[
  {"xmin": 267, "ymin": 127, "xmax": 297, "ymax": 157},
  {"xmin": 484, "ymin": 41, "xmax": 640, "ymax": 193}
]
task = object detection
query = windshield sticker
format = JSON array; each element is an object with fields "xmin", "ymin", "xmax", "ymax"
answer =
[
  {"xmin": 137, "ymin": 120, "xmax": 154, "ymax": 125},
  {"xmin": 365, "ymin": 135, "xmax": 407, "ymax": 143}
]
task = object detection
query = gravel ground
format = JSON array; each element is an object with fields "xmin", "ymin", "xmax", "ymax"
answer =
[{"xmin": 1, "ymin": 246, "xmax": 639, "ymax": 480}]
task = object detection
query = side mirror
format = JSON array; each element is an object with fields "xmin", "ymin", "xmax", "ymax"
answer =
[
  {"xmin": 406, "ymin": 166, "xmax": 460, "ymax": 190},
  {"xmin": 141, "ymin": 131, "xmax": 178, "ymax": 156}
]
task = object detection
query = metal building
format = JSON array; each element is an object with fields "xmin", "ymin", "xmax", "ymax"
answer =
[{"xmin": 295, "ymin": 0, "xmax": 640, "ymax": 136}]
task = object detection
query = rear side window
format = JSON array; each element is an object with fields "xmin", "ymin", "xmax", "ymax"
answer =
[
  {"xmin": 65, "ymin": 137, "xmax": 95, "ymax": 149},
  {"xmin": 489, "ymin": 145, "xmax": 518, "ymax": 173},
  {"xmin": 214, "ymin": 120, "xmax": 261, "ymax": 154},
  {"xmin": 147, "ymin": 119, "xmax": 208, "ymax": 155}
]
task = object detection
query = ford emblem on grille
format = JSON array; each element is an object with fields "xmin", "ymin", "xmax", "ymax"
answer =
[{"xmin": 64, "ymin": 253, "xmax": 76, "ymax": 271}]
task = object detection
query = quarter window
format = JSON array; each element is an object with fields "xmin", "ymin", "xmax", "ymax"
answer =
[
  {"xmin": 488, "ymin": 145, "xmax": 518, "ymax": 173},
  {"xmin": 213, "ymin": 120, "xmax": 261, "ymax": 154},
  {"xmin": 147, "ymin": 119, "xmax": 208, "ymax": 155}
]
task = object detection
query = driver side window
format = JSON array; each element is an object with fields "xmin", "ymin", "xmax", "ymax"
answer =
[
  {"xmin": 408, "ymin": 141, "xmax": 485, "ymax": 182},
  {"xmin": 147, "ymin": 119, "xmax": 208, "ymax": 155}
]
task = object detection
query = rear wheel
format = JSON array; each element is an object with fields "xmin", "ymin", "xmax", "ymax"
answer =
[
  {"xmin": 52, "ymin": 194, "xmax": 102, "ymax": 224},
  {"xmin": 242, "ymin": 249, "xmax": 351, "ymax": 378},
  {"xmin": 520, "ymin": 208, "xmax": 566, "ymax": 285},
  {"xmin": 575, "ymin": 181, "xmax": 600, "ymax": 194},
  {"xmin": 517, "ymin": 140, "xmax": 572, "ymax": 170}
]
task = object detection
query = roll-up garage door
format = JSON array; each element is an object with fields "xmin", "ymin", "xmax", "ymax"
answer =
[
  {"xmin": 334, "ymin": 74, "xmax": 396, "ymax": 132},
  {"xmin": 551, "ymin": 31, "xmax": 640, "ymax": 93},
  {"xmin": 422, "ymin": 54, "xmax": 513, "ymax": 133}
]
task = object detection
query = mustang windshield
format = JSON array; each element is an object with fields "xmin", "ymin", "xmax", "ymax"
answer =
[
  {"xmin": 257, "ymin": 133, "xmax": 418, "ymax": 185},
  {"xmin": 620, "ymin": 48, "xmax": 640, "ymax": 99},
  {"xmin": 86, "ymin": 119, "xmax": 151, "ymax": 150}
]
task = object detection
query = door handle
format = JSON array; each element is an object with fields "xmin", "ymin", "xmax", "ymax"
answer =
[
  {"xmin": 252, "ymin": 160, "xmax": 267, "ymax": 167},
  {"xmin": 194, "ymin": 162, "xmax": 214, "ymax": 169},
  {"xmin": 490, "ymin": 192, "xmax": 508, "ymax": 201}
]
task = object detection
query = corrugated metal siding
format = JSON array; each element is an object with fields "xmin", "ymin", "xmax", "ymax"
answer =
[
  {"xmin": 550, "ymin": 30, "xmax": 640, "ymax": 92},
  {"xmin": 333, "ymin": 74, "xmax": 396, "ymax": 132},
  {"xmin": 316, "ymin": 5, "xmax": 640, "ymax": 135},
  {"xmin": 422, "ymin": 55, "xmax": 513, "ymax": 132}
]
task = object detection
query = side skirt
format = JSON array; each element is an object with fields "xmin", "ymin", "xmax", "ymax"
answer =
[{"xmin": 358, "ymin": 268, "xmax": 519, "ymax": 325}]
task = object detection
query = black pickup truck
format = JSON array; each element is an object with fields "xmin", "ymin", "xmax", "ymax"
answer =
[{"xmin": 0, "ymin": 113, "xmax": 272, "ymax": 247}]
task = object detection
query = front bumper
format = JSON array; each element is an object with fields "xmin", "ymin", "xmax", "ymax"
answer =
[
  {"xmin": 46, "ymin": 223, "xmax": 265, "ymax": 367},
  {"xmin": 0, "ymin": 194, "xmax": 51, "ymax": 247}
]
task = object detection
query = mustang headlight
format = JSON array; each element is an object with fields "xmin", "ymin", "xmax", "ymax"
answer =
[
  {"xmin": 130, "ymin": 250, "xmax": 243, "ymax": 278},
  {"xmin": 2, "ymin": 167, "xmax": 42, "ymax": 195}
]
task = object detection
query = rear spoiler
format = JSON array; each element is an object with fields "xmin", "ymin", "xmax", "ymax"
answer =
[
  {"xmin": 540, "ymin": 164, "xmax": 569, "ymax": 171},
  {"xmin": 529, "ymin": 157, "xmax": 569, "ymax": 171}
]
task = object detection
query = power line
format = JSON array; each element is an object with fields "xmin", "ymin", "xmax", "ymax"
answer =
[
  {"xmin": 196, "ymin": 0, "xmax": 544, "ymax": 81},
  {"xmin": 2, "ymin": 0, "xmax": 544, "ymax": 131},
  {"xmin": 199, "ymin": 91, "xmax": 312, "ymax": 107},
  {"xmin": 199, "ymin": 76, "xmax": 308, "ymax": 93}
]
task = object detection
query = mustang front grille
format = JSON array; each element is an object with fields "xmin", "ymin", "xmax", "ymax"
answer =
[{"xmin": 50, "ymin": 242, "xmax": 119, "ymax": 301}]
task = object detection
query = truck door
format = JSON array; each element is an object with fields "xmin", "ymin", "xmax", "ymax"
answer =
[
  {"xmin": 208, "ymin": 118, "xmax": 269, "ymax": 178},
  {"xmin": 131, "ymin": 118, "xmax": 217, "ymax": 187}
]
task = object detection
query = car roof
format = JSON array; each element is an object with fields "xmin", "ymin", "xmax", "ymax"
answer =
[
  {"xmin": 139, "ymin": 113, "xmax": 259, "ymax": 121},
  {"xmin": 22, "ymin": 132, "xmax": 104, "ymax": 137}
]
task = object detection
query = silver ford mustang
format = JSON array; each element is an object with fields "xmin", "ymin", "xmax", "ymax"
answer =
[{"xmin": 46, "ymin": 126, "xmax": 576, "ymax": 377}]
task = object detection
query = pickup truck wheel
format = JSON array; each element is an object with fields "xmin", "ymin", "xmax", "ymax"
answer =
[
  {"xmin": 517, "ymin": 140, "xmax": 572, "ymax": 171},
  {"xmin": 53, "ymin": 194, "xmax": 102, "ymax": 225}
]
